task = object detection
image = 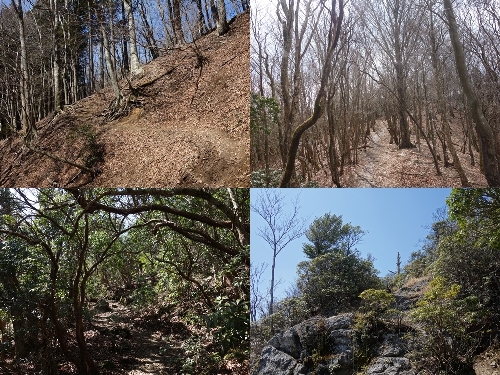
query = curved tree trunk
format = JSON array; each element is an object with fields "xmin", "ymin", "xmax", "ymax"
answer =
[
  {"xmin": 280, "ymin": 0, "xmax": 344, "ymax": 187},
  {"xmin": 443, "ymin": 0, "xmax": 500, "ymax": 186},
  {"xmin": 429, "ymin": 5, "xmax": 469, "ymax": 186}
]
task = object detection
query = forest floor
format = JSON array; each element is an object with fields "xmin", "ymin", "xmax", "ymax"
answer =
[
  {"xmin": 0, "ymin": 299, "xmax": 248, "ymax": 375},
  {"xmin": 0, "ymin": 11, "xmax": 249, "ymax": 187},
  {"xmin": 312, "ymin": 118, "xmax": 488, "ymax": 187}
]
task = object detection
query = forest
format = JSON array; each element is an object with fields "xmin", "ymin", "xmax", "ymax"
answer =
[
  {"xmin": 0, "ymin": 0, "xmax": 248, "ymax": 140},
  {"xmin": 0, "ymin": 0, "xmax": 250, "ymax": 188},
  {"xmin": 0, "ymin": 188, "xmax": 249, "ymax": 374},
  {"xmin": 250, "ymin": 188, "xmax": 500, "ymax": 374},
  {"xmin": 250, "ymin": 0, "xmax": 500, "ymax": 188}
]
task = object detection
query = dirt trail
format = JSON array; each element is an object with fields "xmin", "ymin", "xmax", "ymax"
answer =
[
  {"xmin": 345, "ymin": 121, "xmax": 397, "ymax": 187},
  {"xmin": 89, "ymin": 301, "xmax": 190, "ymax": 374},
  {"xmin": 98, "ymin": 111, "xmax": 246, "ymax": 187},
  {"xmin": 335, "ymin": 119, "xmax": 488, "ymax": 187}
]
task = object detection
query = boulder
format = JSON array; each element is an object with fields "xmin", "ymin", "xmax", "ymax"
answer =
[
  {"xmin": 376, "ymin": 334, "xmax": 406, "ymax": 357},
  {"xmin": 366, "ymin": 357, "xmax": 414, "ymax": 375},
  {"xmin": 253, "ymin": 314, "xmax": 354, "ymax": 375},
  {"xmin": 253, "ymin": 312, "xmax": 415, "ymax": 375},
  {"xmin": 252, "ymin": 345, "xmax": 306, "ymax": 375},
  {"xmin": 268, "ymin": 314, "xmax": 353, "ymax": 360}
]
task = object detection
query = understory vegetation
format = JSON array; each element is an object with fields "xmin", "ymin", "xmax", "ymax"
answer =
[
  {"xmin": 0, "ymin": 188, "xmax": 249, "ymax": 375},
  {"xmin": 251, "ymin": 188, "xmax": 500, "ymax": 374}
]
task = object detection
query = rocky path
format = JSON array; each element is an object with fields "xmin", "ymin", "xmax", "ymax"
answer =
[{"xmin": 90, "ymin": 300, "xmax": 190, "ymax": 374}]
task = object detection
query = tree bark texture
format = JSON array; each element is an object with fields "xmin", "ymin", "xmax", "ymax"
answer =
[
  {"xmin": 123, "ymin": 0, "xmax": 143, "ymax": 75},
  {"xmin": 443, "ymin": 0, "xmax": 500, "ymax": 186}
]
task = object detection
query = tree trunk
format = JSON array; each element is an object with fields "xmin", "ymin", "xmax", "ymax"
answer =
[
  {"xmin": 139, "ymin": 2, "xmax": 160, "ymax": 59},
  {"xmin": 123, "ymin": 0, "xmax": 143, "ymax": 75},
  {"xmin": 51, "ymin": 0, "xmax": 61, "ymax": 112},
  {"xmin": 443, "ymin": 0, "xmax": 500, "ymax": 186},
  {"xmin": 194, "ymin": 0, "xmax": 208, "ymax": 37},
  {"xmin": 98, "ymin": 9, "xmax": 122, "ymax": 105},
  {"xmin": 212, "ymin": 0, "xmax": 229, "ymax": 36},
  {"xmin": 280, "ymin": 0, "xmax": 344, "ymax": 187},
  {"xmin": 429, "ymin": 6, "xmax": 469, "ymax": 186},
  {"xmin": 121, "ymin": 2, "xmax": 130, "ymax": 73},
  {"xmin": 13, "ymin": 0, "xmax": 36, "ymax": 144},
  {"xmin": 171, "ymin": 0, "xmax": 185, "ymax": 45},
  {"xmin": 88, "ymin": 7, "xmax": 95, "ymax": 93},
  {"xmin": 393, "ymin": 0, "xmax": 412, "ymax": 149}
]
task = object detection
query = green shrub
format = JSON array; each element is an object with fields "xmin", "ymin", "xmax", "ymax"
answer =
[
  {"xmin": 409, "ymin": 276, "xmax": 481, "ymax": 374},
  {"xmin": 297, "ymin": 252, "xmax": 381, "ymax": 316},
  {"xmin": 205, "ymin": 296, "xmax": 249, "ymax": 355},
  {"xmin": 354, "ymin": 289, "xmax": 396, "ymax": 369}
]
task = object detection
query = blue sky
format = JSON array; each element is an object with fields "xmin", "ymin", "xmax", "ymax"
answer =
[{"xmin": 251, "ymin": 188, "xmax": 452, "ymax": 304}]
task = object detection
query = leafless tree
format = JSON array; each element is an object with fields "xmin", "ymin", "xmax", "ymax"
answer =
[{"xmin": 251, "ymin": 190, "xmax": 306, "ymax": 333}]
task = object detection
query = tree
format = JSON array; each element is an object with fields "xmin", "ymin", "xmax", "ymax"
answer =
[
  {"xmin": 11, "ymin": 0, "xmax": 36, "ymax": 144},
  {"xmin": 447, "ymin": 188, "xmax": 500, "ymax": 246},
  {"xmin": 171, "ymin": 0, "xmax": 185, "ymax": 44},
  {"xmin": 279, "ymin": 0, "xmax": 344, "ymax": 187},
  {"xmin": 212, "ymin": 0, "xmax": 229, "ymax": 36},
  {"xmin": 302, "ymin": 212, "xmax": 365, "ymax": 259},
  {"xmin": 96, "ymin": 4, "xmax": 122, "ymax": 106},
  {"xmin": 443, "ymin": 0, "xmax": 500, "ymax": 186},
  {"xmin": 426, "ymin": 0, "xmax": 468, "ymax": 185},
  {"xmin": 297, "ymin": 250, "xmax": 380, "ymax": 316},
  {"xmin": 357, "ymin": 0, "xmax": 422, "ymax": 150},
  {"xmin": 251, "ymin": 190, "xmax": 306, "ymax": 333},
  {"xmin": 250, "ymin": 93, "xmax": 281, "ymax": 185},
  {"xmin": 250, "ymin": 262, "xmax": 267, "ymax": 322},
  {"xmin": 123, "ymin": 0, "xmax": 143, "ymax": 75}
]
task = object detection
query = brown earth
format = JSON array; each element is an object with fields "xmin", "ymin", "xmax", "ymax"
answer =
[
  {"xmin": 474, "ymin": 347, "xmax": 500, "ymax": 375},
  {"xmin": 312, "ymin": 118, "xmax": 488, "ymax": 187},
  {"xmin": 0, "ymin": 11, "xmax": 250, "ymax": 188}
]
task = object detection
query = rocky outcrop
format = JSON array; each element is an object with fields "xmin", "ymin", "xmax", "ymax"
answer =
[
  {"xmin": 254, "ymin": 346, "xmax": 307, "ymax": 375},
  {"xmin": 393, "ymin": 277, "xmax": 430, "ymax": 311},
  {"xmin": 252, "ymin": 313, "xmax": 415, "ymax": 375},
  {"xmin": 366, "ymin": 357, "xmax": 414, "ymax": 375},
  {"xmin": 252, "ymin": 314, "xmax": 353, "ymax": 375}
]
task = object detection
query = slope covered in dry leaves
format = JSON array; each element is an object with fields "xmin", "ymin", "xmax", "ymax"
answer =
[{"xmin": 0, "ymin": 11, "xmax": 250, "ymax": 187}]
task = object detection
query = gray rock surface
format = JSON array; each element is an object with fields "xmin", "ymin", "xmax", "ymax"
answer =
[
  {"xmin": 376, "ymin": 334, "xmax": 406, "ymax": 357},
  {"xmin": 366, "ymin": 357, "xmax": 414, "ymax": 375},
  {"xmin": 253, "ymin": 312, "xmax": 414, "ymax": 375},
  {"xmin": 252, "ymin": 345, "xmax": 306, "ymax": 375}
]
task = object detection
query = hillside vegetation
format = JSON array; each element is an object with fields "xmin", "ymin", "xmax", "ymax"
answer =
[
  {"xmin": 0, "ymin": 11, "xmax": 250, "ymax": 187},
  {"xmin": 251, "ymin": 188, "xmax": 500, "ymax": 375}
]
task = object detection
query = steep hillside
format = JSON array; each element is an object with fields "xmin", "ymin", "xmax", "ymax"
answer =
[{"xmin": 0, "ymin": 11, "xmax": 249, "ymax": 187}]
